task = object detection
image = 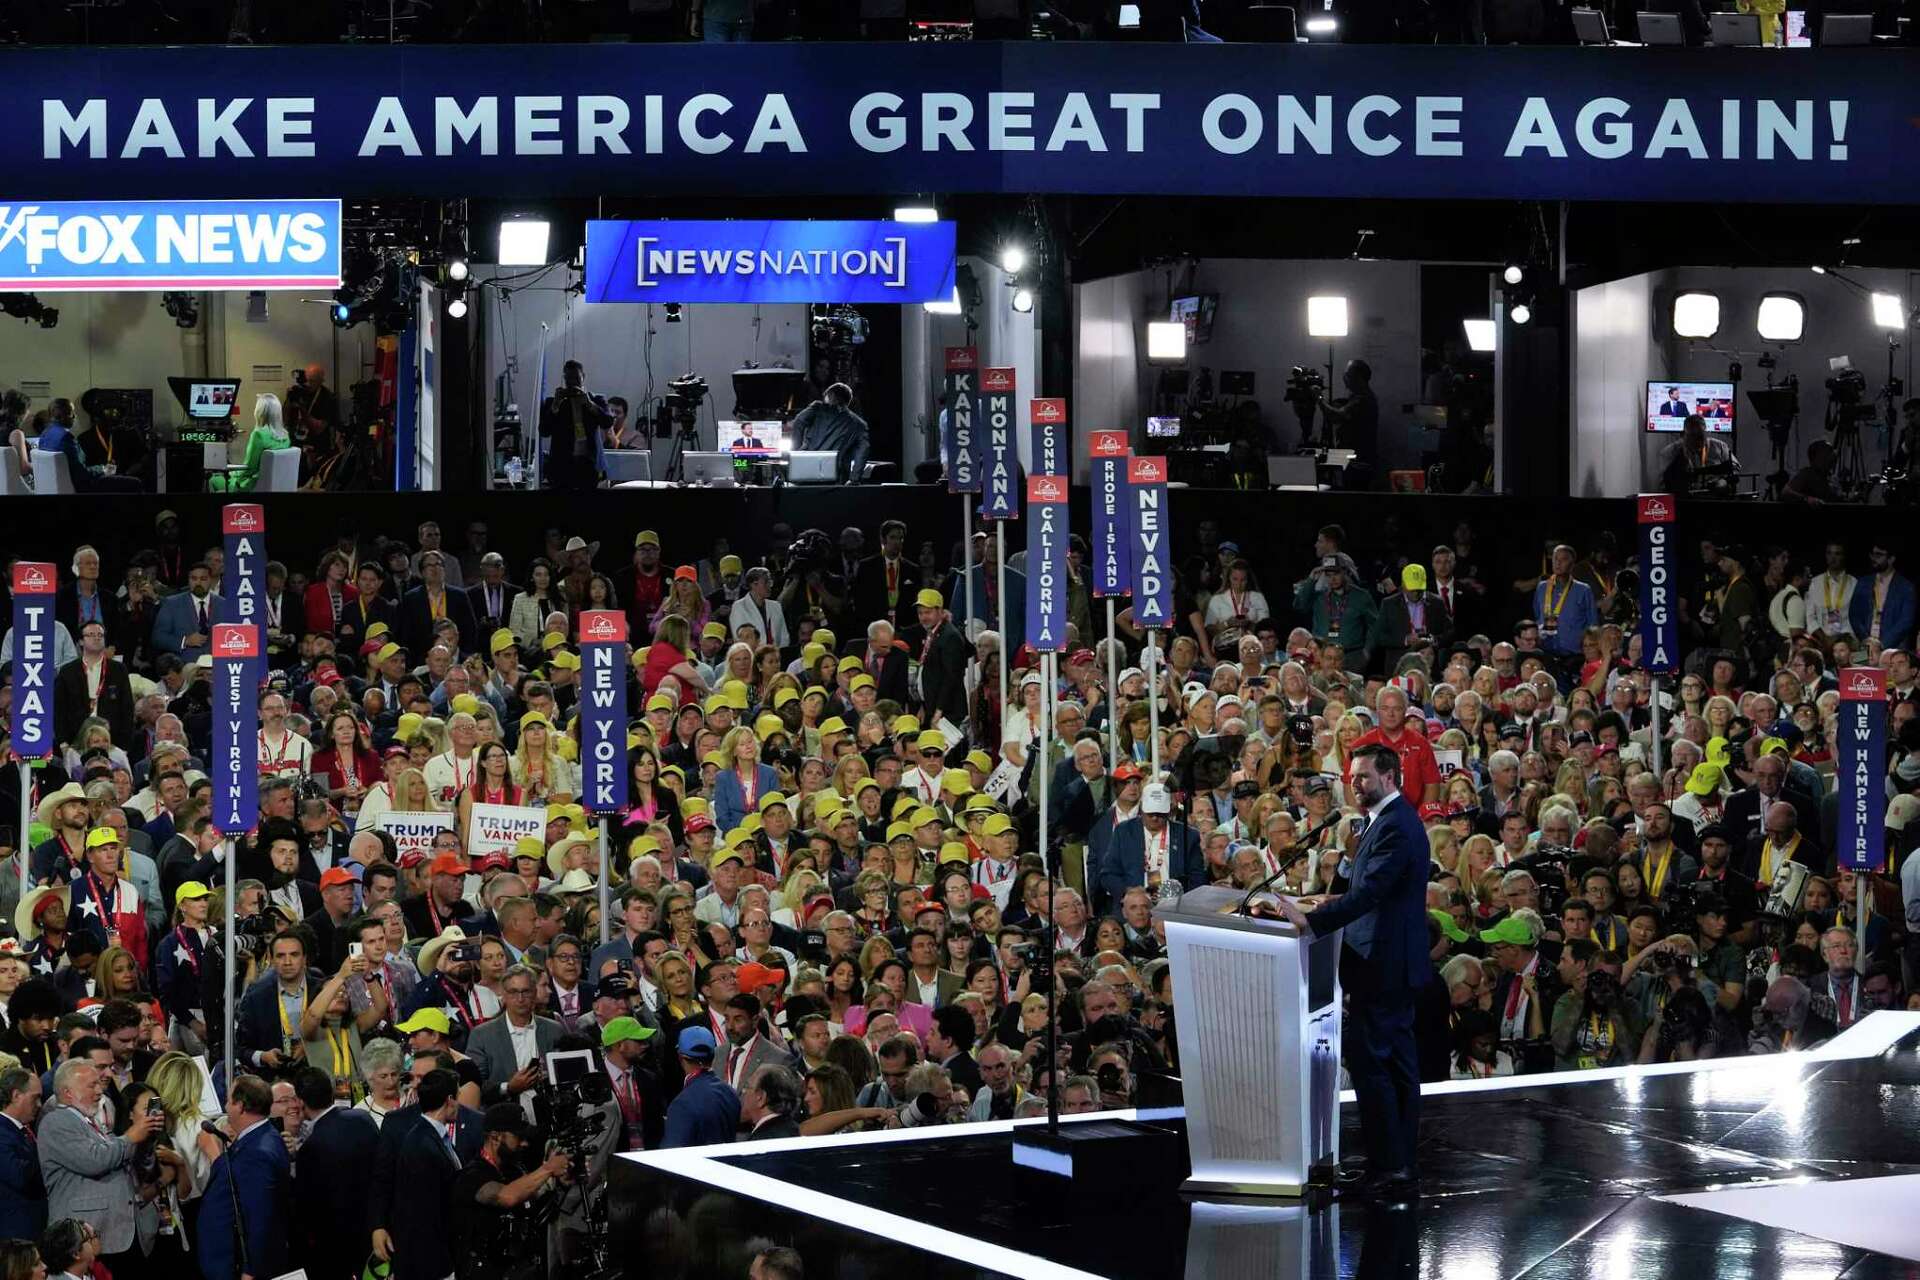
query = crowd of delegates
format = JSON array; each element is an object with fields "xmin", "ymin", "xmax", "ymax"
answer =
[{"xmin": 0, "ymin": 507, "xmax": 1917, "ymax": 1277}]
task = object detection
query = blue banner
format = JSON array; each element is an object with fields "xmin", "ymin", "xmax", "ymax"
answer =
[
  {"xmin": 1025, "ymin": 475, "xmax": 1069, "ymax": 653},
  {"xmin": 980, "ymin": 368, "xmax": 1020, "ymax": 521},
  {"xmin": 1030, "ymin": 399, "xmax": 1067, "ymax": 478},
  {"xmin": 0, "ymin": 200, "xmax": 339, "ymax": 291},
  {"xmin": 1129, "ymin": 456, "xmax": 1173, "ymax": 628},
  {"xmin": 9, "ymin": 563, "xmax": 56, "ymax": 760},
  {"xmin": 221, "ymin": 504, "xmax": 267, "ymax": 674},
  {"xmin": 0, "ymin": 47, "xmax": 1912, "ymax": 203},
  {"xmin": 944, "ymin": 347, "xmax": 981, "ymax": 495},
  {"xmin": 584, "ymin": 219, "xmax": 954, "ymax": 304},
  {"xmin": 1837, "ymin": 666, "xmax": 1886, "ymax": 873},
  {"xmin": 1635, "ymin": 493, "xmax": 1678, "ymax": 674},
  {"xmin": 1089, "ymin": 433, "xmax": 1132, "ymax": 599},
  {"xmin": 578, "ymin": 611, "xmax": 630, "ymax": 815},
  {"xmin": 210, "ymin": 624, "xmax": 259, "ymax": 836}
]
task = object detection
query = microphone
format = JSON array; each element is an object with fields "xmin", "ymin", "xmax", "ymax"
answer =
[
  {"xmin": 1155, "ymin": 878, "xmax": 1184, "ymax": 910},
  {"xmin": 1235, "ymin": 811, "xmax": 1344, "ymax": 917},
  {"xmin": 200, "ymin": 1121, "xmax": 231, "ymax": 1144}
]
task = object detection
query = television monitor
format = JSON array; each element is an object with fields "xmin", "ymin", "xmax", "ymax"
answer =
[
  {"xmin": 168, "ymin": 377, "xmax": 242, "ymax": 420},
  {"xmin": 721, "ymin": 420, "xmax": 789, "ymax": 458},
  {"xmin": 1169, "ymin": 294, "xmax": 1218, "ymax": 345},
  {"xmin": 1645, "ymin": 381, "xmax": 1735, "ymax": 433},
  {"xmin": 1146, "ymin": 416, "xmax": 1182, "ymax": 439}
]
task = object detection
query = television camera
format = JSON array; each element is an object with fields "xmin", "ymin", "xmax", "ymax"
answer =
[{"xmin": 1284, "ymin": 365, "xmax": 1326, "ymax": 444}]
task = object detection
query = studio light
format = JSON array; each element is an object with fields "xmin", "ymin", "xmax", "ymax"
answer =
[
  {"xmin": 1871, "ymin": 292, "xmax": 1906, "ymax": 330},
  {"xmin": 1756, "ymin": 294, "xmax": 1805, "ymax": 343},
  {"xmin": 1011, "ymin": 287, "xmax": 1034, "ymax": 314},
  {"xmin": 331, "ymin": 298, "xmax": 352, "ymax": 325},
  {"xmin": 923, "ymin": 289, "xmax": 963, "ymax": 315},
  {"xmin": 1502, "ymin": 264, "xmax": 1526, "ymax": 286},
  {"xmin": 1147, "ymin": 320, "xmax": 1187, "ymax": 363},
  {"xmin": 663, "ymin": 303, "xmax": 684, "ymax": 323},
  {"xmin": 1303, "ymin": 15, "xmax": 1339, "ymax": 34},
  {"xmin": 497, "ymin": 217, "xmax": 551, "ymax": 267},
  {"xmin": 893, "ymin": 204, "xmax": 939, "ymax": 224},
  {"xmin": 1463, "ymin": 319, "xmax": 1496, "ymax": 352},
  {"xmin": 1510, "ymin": 303, "xmax": 1532, "ymax": 326},
  {"xmin": 446, "ymin": 257, "xmax": 470, "ymax": 283},
  {"xmin": 447, "ymin": 296, "xmax": 468, "ymax": 319},
  {"xmin": 1001, "ymin": 245, "xmax": 1028, "ymax": 275},
  {"xmin": 1306, "ymin": 295, "xmax": 1349, "ymax": 339},
  {"xmin": 1672, "ymin": 291, "xmax": 1721, "ymax": 339},
  {"xmin": 1809, "ymin": 265, "xmax": 1827, "ymax": 275}
]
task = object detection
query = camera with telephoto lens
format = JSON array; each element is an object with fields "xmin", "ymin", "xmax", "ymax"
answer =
[
  {"xmin": 1643, "ymin": 946, "xmax": 1694, "ymax": 978},
  {"xmin": 1010, "ymin": 943, "xmax": 1052, "ymax": 994},
  {"xmin": 230, "ymin": 912, "xmax": 278, "ymax": 956},
  {"xmin": 1582, "ymin": 969, "xmax": 1622, "ymax": 1009},
  {"xmin": 1284, "ymin": 365, "xmax": 1324, "ymax": 410}
]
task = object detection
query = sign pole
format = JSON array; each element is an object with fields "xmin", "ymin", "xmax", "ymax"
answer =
[
  {"xmin": 598, "ymin": 817, "xmax": 612, "ymax": 947},
  {"xmin": 577, "ymin": 609, "xmax": 629, "ymax": 947},
  {"xmin": 1649, "ymin": 675, "xmax": 1664, "ymax": 777},
  {"xmin": 996, "ymin": 523, "xmax": 1009, "ymax": 734},
  {"xmin": 222, "ymin": 836, "xmax": 236, "ymax": 1095},
  {"xmin": 944, "ymin": 347, "xmax": 981, "ymax": 676},
  {"xmin": 1147, "ymin": 630, "xmax": 1162, "ymax": 782},
  {"xmin": 962, "ymin": 501, "xmax": 975, "ymax": 655},
  {"xmin": 15, "ymin": 762, "xmax": 28, "ymax": 902},
  {"xmin": 1104, "ymin": 601, "xmax": 1119, "ymax": 774},
  {"xmin": 1636, "ymin": 494, "xmax": 1678, "ymax": 780},
  {"xmin": 1088, "ymin": 430, "xmax": 1133, "ymax": 777}
]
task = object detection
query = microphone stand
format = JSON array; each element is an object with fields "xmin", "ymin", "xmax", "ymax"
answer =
[
  {"xmin": 1235, "ymin": 810, "xmax": 1345, "ymax": 917},
  {"xmin": 207, "ymin": 1122, "xmax": 252, "ymax": 1280}
]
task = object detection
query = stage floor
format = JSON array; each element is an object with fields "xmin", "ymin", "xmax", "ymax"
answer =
[{"xmin": 612, "ymin": 1014, "xmax": 1920, "ymax": 1279}]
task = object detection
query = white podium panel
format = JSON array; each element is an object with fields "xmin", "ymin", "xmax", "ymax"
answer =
[{"xmin": 1157, "ymin": 885, "xmax": 1344, "ymax": 1196}]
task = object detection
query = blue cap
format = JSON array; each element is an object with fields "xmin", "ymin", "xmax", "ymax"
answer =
[{"xmin": 676, "ymin": 1026, "xmax": 718, "ymax": 1061}]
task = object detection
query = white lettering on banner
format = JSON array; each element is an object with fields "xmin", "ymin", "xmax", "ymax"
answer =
[
  {"xmin": 1033, "ymin": 499, "xmax": 1060, "ymax": 647},
  {"xmin": 36, "ymin": 93, "xmax": 1857, "ymax": 166},
  {"xmin": 1135, "ymin": 488, "xmax": 1167, "ymax": 623},
  {"xmin": 16, "ymin": 605, "xmax": 49, "ymax": 743},
  {"xmin": 985, "ymin": 394, "xmax": 1013, "ymax": 511},
  {"xmin": 1099, "ymin": 462, "xmax": 1122, "ymax": 587},
  {"xmin": 640, "ymin": 245, "xmax": 902, "ymax": 282},
  {"xmin": 469, "ymin": 803, "xmax": 546, "ymax": 857},
  {"xmin": 1644, "ymin": 524, "xmax": 1672, "ymax": 670}
]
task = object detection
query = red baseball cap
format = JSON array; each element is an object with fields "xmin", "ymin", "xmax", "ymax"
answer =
[
  {"xmin": 1068, "ymin": 648, "xmax": 1097, "ymax": 666},
  {"xmin": 428, "ymin": 853, "xmax": 469, "ymax": 878},
  {"xmin": 685, "ymin": 813, "xmax": 715, "ymax": 835},
  {"xmin": 1112, "ymin": 762, "xmax": 1143, "ymax": 782},
  {"xmin": 318, "ymin": 867, "xmax": 356, "ymax": 890},
  {"xmin": 397, "ymin": 849, "xmax": 427, "ymax": 870},
  {"xmin": 314, "ymin": 668, "xmax": 344, "ymax": 687},
  {"xmin": 736, "ymin": 961, "xmax": 787, "ymax": 995},
  {"xmin": 475, "ymin": 852, "xmax": 511, "ymax": 874}
]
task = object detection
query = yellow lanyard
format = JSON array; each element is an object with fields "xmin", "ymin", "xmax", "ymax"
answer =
[
  {"xmin": 277, "ymin": 986, "xmax": 307, "ymax": 1038},
  {"xmin": 1759, "ymin": 833, "xmax": 1798, "ymax": 883},
  {"xmin": 1824, "ymin": 575, "xmax": 1847, "ymax": 613},
  {"xmin": 429, "ymin": 591, "xmax": 446, "ymax": 621},
  {"xmin": 323, "ymin": 1023, "xmax": 353, "ymax": 1082},
  {"xmin": 1646, "ymin": 844, "xmax": 1674, "ymax": 900},
  {"xmin": 1542, "ymin": 577, "xmax": 1571, "ymax": 621}
]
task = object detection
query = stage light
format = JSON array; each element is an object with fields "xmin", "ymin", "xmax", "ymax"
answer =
[
  {"xmin": 1871, "ymin": 292, "xmax": 1905, "ymax": 329},
  {"xmin": 446, "ymin": 257, "xmax": 470, "ymax": 283},
  {"xmin": 1809, "ymin": 265, "xmax": 1827, "ymax": 275},
  {"xmin": 1306, "ymin": 295, "xmax": 1349, "ymax": 339},
  {"xmin": 1463, "ymin": 319, "xmax": 1496, "ymax": 352},
  {"xmin": 664, "ymin": 303, "xmax": 683, "ymax": 323},
  {"xmin": 924, "ymin": 289, "xmax": 963, "ymax": 315},
  {"xmin": 1001, "ymin": 246, "xmax": 1027, "ymax": 275},
  {"xmin": 496, "ymin": 217, "xmax": 551, "ymax": 266},
  {"xmin": 1756, "ymin": 294, "xmax": 1805, "ymax": 343},
  {"xmin": 893, "ymin": 204, "xmax": 939, "ymax": 224},
  {"xmin": 1503, "ymin": 264, "xmax": 1526, "ymax": 286},
  {"xmin": 1011, "ymin": 287, "xmax": 1034, "ymax": 314},
  {"xmin": 1303, "ymin": 15, "xmax": 1339, "ymax": 34},
  {"xmin": 1510, "ymin": 303, "xmax": 1532, "ymax": 325},
  {"xmin": 1672, "ymin": 292, "xmax": 1721, "ymax": 339},
  {"xmin": 1147, "ymin": 320, "xmax": 1187, "ymax": 362},
  {"xmin": 447, "ymin": 296, "xmax": 468, "ymax": 319}
]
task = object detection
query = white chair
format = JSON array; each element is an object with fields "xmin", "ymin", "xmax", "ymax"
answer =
[
  {"xmin": 256, "ymin": 447, "xmax": 302, "ymax": 493},
  {"xmin": 0, "ymin": 448, "xmax": 27, "ymax": 495},
  {"xmin": 30, "ymin": 449, "xmax": 74, "ymax": 494}
]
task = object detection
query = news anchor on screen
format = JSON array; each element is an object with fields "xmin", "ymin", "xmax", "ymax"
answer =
[
  {"xmin": 1267, "ymin": 743, "xmax": 1430, "ymax": 1202},
  {"xmin": 1659, "ymin": 387, "xmax": 1688, "ymax": 416}
]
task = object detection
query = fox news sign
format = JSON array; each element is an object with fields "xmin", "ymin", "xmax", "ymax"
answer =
[
  {"xmin": 584, "ymin": 218, "xmax": 956, "ymax": 304},
  {"xmin": 0, "ymin": 199, "xmax": 341, "ymax": 290}
]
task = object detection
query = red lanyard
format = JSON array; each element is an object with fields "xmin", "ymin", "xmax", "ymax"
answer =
[
  {"xmin": 82, "ymin": 871, "xmax": 118, "ymax": 925},
  {"xmin": 172, "ymin": 926, "xmax": 202, "ymax": 972},
  {"xmin": 260, "ymin": 729, "xmax": 295, "ymax": 772}
]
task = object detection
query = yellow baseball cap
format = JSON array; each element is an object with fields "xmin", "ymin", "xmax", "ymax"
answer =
[
  {"xmin": 916, "ymin": 588, "xmax": 943, "ymax": 610},
  {"xmin": 886, "ymin": 821, "xmax": 914, "ymax": 842},
  {"xmin": 490, "ymin": 628, "xmax": 517, "ymax": 654},
  {"xmin": 755, "ymin": 714, "xmax": 786, "ymax": 740},
  {"xmin": 909, "ymin": 806, "xmax": 942, "ymax": 829},
  {"xmin": 963, "ymin": 794, "xmax": 999, "ymax": 816},
  {"xmin": 964, "ymin": 750, "xmax": 994, "ymax": 774},
  {"xmin": 627, "ymin": 834, "xmax": 662, "ymax": 859},
  {"xmin": 174, "ymin": 880, "xmax": 213, "ymax": 904},
  {"xmin": 982, "ymin": 814, "xmax": 1015, "ymax": 836},
  {"xmin": 814, "ymin": 629, "xmax": 837, "ymax": 650},
  {"xmin": 679, "ymin": 796, "xmax": 709, "ymax": 817},
  {"xmin": 848, "ymin": 673, "xmax": 876, "ymax": 693},
  {"xmin": 541, "ymin": 632, "xmax": 566, "ymax": 651},
  {"xmin": 635, "ymin": 530, "xmax": 660, "ymax": 547},
  {"xmin": 550, "ymin": 650, "xmax": 580, "ymax": 671},
  {"xmin": 374, "ymin": 642, "xmax": 402, "ymax": 664},
  {"xmin": 513, "ymin": 836, "xmax": 546, "ymax": 862},
  {"xmin": 892, "ymin": 715, "xmax": 921, "ymax": 736},
  {"xmin": 701, "ymin": 751, "xmax": 727, "ymax": 770},
  {"xmin": 703, "ymin": 695, "xmax": 729, "ymax": 715},
  {"xmin": 891, "ymin": 795, "xmax": 919, "ymax": 819},
  {"xmin": 365, "ymin": 621, "xmax": 391, "ymax": 641},
  {"xmin": 646, "ymin": 693, "xmax": 676, "ymax": 713},
  {"xmin": 740, "ymin": 813, "xmax": 764, "ymax": 835},
  {"xmin": 85, "ymin": 826, "xmax": 121, "ymax": 849},
  {"xmin": 938, "ymin": 841, "xmax": 970, "ymax": 865},
  {"xmin": 719, "ymin": 554, "xmax": 742, "ymax": 575},
  {"xmin": 836, "ymin": 655, "xmax": 863, "ymax": 673},
  {"xmin": 914, "ymin": 730, "xmax": 946, "ymax": 752},
  {"xmin": 819, "ymin": 716, "xmax": 849, "ymax": 737},
  {"xmin": 520, "ymin": 711, "xmax": 552, "ymax": 732},
  {"xmin": 757, "ymin": 791, "xmax": 790, "ymax": 812},
  {"xmin": 801, "ymin": 643, "xmax": 826, "ymax": 668},
  {"xmin": 941, "ymin": 773, "xmax": 973, "ymax": 796},
  {"xmin": 773, "ymin": 688, "xmax": 799, "ymax": 708},
  {"xmin": 450, "ymin": 693, "xmax": 481, "ymax": 716}
]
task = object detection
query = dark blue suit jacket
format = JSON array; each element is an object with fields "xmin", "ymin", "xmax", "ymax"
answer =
[
  {"xmin": 297, "ymin": 1105, "xmax": 382, "ymax": 1280},
  {"xmin": 197, "ymin": 1118, "xmax": 293, "ymax": 1280},
  {"xmin": 0, "ymin": 1115, "xmax": 47, "ymax": 1240},
  {"xmin": 712, "ymin": 764, "xmax": 781, "ymax": 834},
  {"xmin": 1095, "ymin": 816, "xmax": 1205, "ymax": 917},
  {"xmin": 662, "ymin": 1067, "xmax": 740, "ymax": 1148},
  {"xmin": 1306, "ymin": 793, "xmax": 1432, "ymax": 993}
]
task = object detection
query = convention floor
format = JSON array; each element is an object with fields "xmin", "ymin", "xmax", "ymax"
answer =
[{"xmin": 612, "ymin": 1014, "xmax": 1920, "ymax": 1279}]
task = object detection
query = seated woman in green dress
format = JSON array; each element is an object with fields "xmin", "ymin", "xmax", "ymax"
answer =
[{"xmin": 209, "ymin": 392, "xmax": 290, "ymax": 492}]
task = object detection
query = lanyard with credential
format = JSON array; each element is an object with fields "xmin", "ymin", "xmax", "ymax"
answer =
[{"xmin": 278, "ymin": 985, "xmax": 308, "ymax": 1039}]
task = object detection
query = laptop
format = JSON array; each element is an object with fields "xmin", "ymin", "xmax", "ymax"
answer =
[
  {"xmin": 1708, "ymin": 10, "xmax": 1762, "ymax": 42},
  {"xmin": 603, "ymin": 449, "xmax": 653, "ymax": 485},
  {"xmin": 1267, "ymin": 455, "xmax": 1320, "ymax": 489},
  {"xmin": 1572, "ymin": 7, "xmax": 1619, "ymax": 42},
  {"xmin": 680, "ymin": 452, "xmax": 737, "ymax": 487},
  {"xmin": 1820, "ymin": 12, "xmax": 1872, "ymax": 42},
  {"xmin": 787, "ymin": 451, "xmax": 840, "ymax": 484},
  {"xmin": 1635, "ymin": 11, "xmax": 1685, "ymax": 42}
]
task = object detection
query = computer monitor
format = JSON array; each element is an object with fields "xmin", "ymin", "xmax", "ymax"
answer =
[
  {"xmin": 603, "ymin": 449, "xmax": 654, "ymax": 486},
  {"xmin": 1820, "ymin": 12, "xmax": 1872, "ymax": 42},
  {"xmin": 788, "ymin": 451, "xmax": 840, "ymax": 484},
  {"xmin": 1645, "ymin": 381, "xmax": 1736, "ymax": 433},
  {"xmin": 720, "ymin": 420, "xmax": 789, "ymax": 458},
  {"xmin": 1636, "ymin": 11, "xmax": 1684, "ymax": 42},
  {"xmin": 681, "ymin": 452, "xmax": 737, "ymax": 486},
  {"xmin": 1146, "ymin": 416, "xmax": 1182, "ymax": 439},
  {"xmin": 1169, "ymin": 295, "xmax": 1217, "ymax": 345},
  {"xmin": 1572, "ymin": 7, "xmax": 1612, "ymax": 42},
  {"xmin": 168, "ymin": 376, "xmax": 242, "ymax": 420},
  {"xmin": 1708, "ymin": 10, "xmax": 1762, "ymax": 43}
]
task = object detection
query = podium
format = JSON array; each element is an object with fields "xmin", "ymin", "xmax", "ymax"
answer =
[{"xmin": 1155, "ymin": 884, "xmax": 1345, "ymax": 1197}]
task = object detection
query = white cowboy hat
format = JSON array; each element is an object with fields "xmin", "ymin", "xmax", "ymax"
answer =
[
  {"xmin": 36, "ymin": 782, "xmax": 89, "ymax": 831},
  {"xmin": 415, "ymin": 925, "xmax": 471, "ymax": 977},
  {"xmin": 546, "ymin": 833, "xmax": 593, "ymax": 879},
  {"xmin": 552, "ymin": 867, "xmax": 597, "ymax": 895}
]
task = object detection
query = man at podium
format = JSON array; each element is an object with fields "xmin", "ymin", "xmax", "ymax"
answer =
[{"xmin": 1269, "ymin": 743, "xmax": 1430, "ymax": 1201}]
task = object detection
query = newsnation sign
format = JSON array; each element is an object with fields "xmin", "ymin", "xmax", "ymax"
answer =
[
  {"xmin": 0, "ymin": 45, "xmax": 1911, "ymax": 202},
  {"xmin": 584, "ymin": 219, "xmax": 956, "ymax": 304}
]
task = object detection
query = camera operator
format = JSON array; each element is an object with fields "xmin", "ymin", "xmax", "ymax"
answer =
[
  {"xmin": 1316, "ymin": 360, "xmax": 1379, "ymax": 484},
  {"xmin": 1621, "ymin": 934, "xmax": 1722, "ymax": 1061},
  {"xmin": 894, "ymin": 1062, "xmax": 968, "ymax": 1128},
  {"xmin": 1549, "ymin": 940, "xmax": 1632, "ymax": 1070},
  {"xmin": 452, "ymin": 1104, "xmax": 572, "ymax": 1280},
  {"xmin": 791, "ymin": 382, "xmax": 870, "ymax": 485},
  {"xmin": 538, "ymin": 359, "xmax": 611, "ymax": 493},
  {"xmin": 1086, "ymin": 1044, "xmax": 1136, "ymax": 1111}
]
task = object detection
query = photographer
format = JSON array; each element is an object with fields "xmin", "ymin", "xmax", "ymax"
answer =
[
  {"xmin": 894, "ymin": 1061, "xmax": 967, "ymax": 1128},
  {"xmin": 451, "ymin": 1104, "xmax": 572, "ymax": 1280},
  {"xmin": 538, "ymin": 359, "xmax": 611, "ymax": 493},
  {"xmin": 1549, "ymin": 940, "xmax": 1631, "ymax": 1070},
  {"xmin": 1621, "ymin": 935, "xmax": 1723, "ymax": 1062}
]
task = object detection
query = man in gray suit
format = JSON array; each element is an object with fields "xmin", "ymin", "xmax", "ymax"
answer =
[
  {"xmin": 38, "ymin": 1058, "xmax": 162, "ymax": 1276},
  {"xmin": 718, "ymin": 993, "xmax": 796, "ymax": 1093},
  {"xmin": 465, "ymin": 965, "xmax": 563, "ymax": 1107}
]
